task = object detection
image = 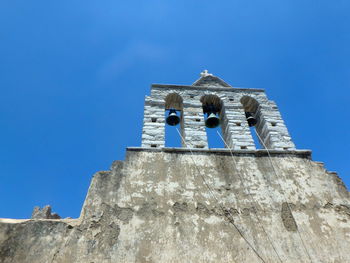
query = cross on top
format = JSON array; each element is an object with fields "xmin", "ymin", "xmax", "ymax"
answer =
[{"xmin": 200, "ymin": 70, "xmax": 213, "ymax": 77}]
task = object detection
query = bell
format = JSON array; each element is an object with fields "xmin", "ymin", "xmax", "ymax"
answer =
[
  {"xmin": 205, "ymin": 113, "xmax": 220, "ymax": 128},
  {"xmin": 166, "ymin": 109, "xmax": 180, "ymax": 126},
  {"xmin": 245, "ymin": 112, "xmax": 257, "ymax": 127}
]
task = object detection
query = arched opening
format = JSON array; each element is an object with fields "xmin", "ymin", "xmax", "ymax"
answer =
[
  {"xmin": 200, "ymin": 95, "xmax": 226, "ymax": 148},
  {"xmin": 164, "ymin": 93, "xmax": 183, "ymax": 147},
  {"xmin": 240, "ymin": 96, "xmax": 263, "ymax": 149}
]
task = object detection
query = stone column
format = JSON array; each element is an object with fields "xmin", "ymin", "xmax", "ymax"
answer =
[
  {"xmin": 141, "ymin": 98, "xmax": 165, "ymax": 148},
  {"xmin": 182, "ymin": 105, "xmax": 208, "ymax": 149},
  {"xmin": 256, "ymin": 101, "xmax": 296, "ymax": 150},
  {"xmin": 222, "ymin": 106, "xmax": 256, "ymax": 150}
]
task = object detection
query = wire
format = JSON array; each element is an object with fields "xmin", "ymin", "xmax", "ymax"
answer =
[
  {"xmin": 176, "ymin": 128, "xmax": 268, "ymax": 263},
  {"xmin": 216, "ymin": 131, "xmax": 284, "ymax": 263},
  {"xmin": 253, "ymin": 129, "xmax": 314, "ymax": 263}
]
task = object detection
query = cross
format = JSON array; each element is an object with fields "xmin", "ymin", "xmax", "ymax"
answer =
[{"xmin": 200, "ymin": 70, "xmax": 213, "ymax": 77}]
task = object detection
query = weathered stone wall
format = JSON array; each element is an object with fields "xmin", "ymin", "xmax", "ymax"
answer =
[
  {"xmin": 141, "ymin": 99, "xmax": 166, "ymax": 148},
  {"xmin": 1, "ymin": 149, "xmax": 349, "ymax": 263},
  {"xmin": 141, "ymin": 83, "xmax": 295, "ymax": 150}
]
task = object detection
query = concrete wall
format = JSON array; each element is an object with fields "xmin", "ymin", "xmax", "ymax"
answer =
[{"xmin": 1, "ymin": 149, "xmax": 349, "ymax": 263}]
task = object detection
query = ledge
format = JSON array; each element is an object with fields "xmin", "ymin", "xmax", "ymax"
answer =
[
  {"xmin": 151, "ymin": 84, "xmax": 265, "ymax": 93},
  {"xmin": 127, "ymin": 147, "xmax": 312, "ymax": 159},
  {"xmin": 0, "ymin": 218, "xmax": 80, "ymax": 224}
]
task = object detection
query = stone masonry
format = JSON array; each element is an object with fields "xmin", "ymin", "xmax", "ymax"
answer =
[{"xmin": 141, "ymin": 71, "xmax": 295, "ymax": 150}]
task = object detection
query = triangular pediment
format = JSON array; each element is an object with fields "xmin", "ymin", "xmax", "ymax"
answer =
[{"xmin": 192, "ymin": 70, "xmax": 232, "ymax": 88}]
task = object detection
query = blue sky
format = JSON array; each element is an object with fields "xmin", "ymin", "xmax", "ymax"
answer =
[{"xmin": 0, "ymin": 0, "xmax": 349, "ymax": 218}]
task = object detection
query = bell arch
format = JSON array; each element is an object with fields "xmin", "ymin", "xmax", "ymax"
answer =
[
  {"xmin": 240, "ymin": 96, "xmax": 259, "ymax": 113},
  {"xmin": 200, "ymin": 94, "xmax": 223, "ymax": 112},
  {"xmin": 240, "ymin": 95, "xmax": 296, "ymax": 150},
  {"xmin": 165, "ymin": 93, "xmax": 183, "ymax": 111},
  {"xmin": 240, "ymin": 96, "xmax": 264, "ymax": 149},
  {"xmin": 200, "ymin": 94, "xmax": 227, "ymax": 148},
  {"xmin": 200, "ymin": 94, "xmax": 223, "ymax": 128},
  {"xmin": 164, "ymin": 93, "xmax": 184, "ymax": 147}
]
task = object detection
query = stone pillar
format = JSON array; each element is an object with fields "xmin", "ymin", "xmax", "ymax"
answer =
[
  {"xmin": 222, "ymin": 106, "xmax": 256, "ymax": 150},
  {"xmin": 256, "ymin": 101, "xmax": 296, "ymax": 150},
  {"xmin": 182, "ymin": 105, "xmax": 208, "ymax": 148},
  {"xmin": 141, "ymin": 98, "xmax": 165, "ymax": 148}
]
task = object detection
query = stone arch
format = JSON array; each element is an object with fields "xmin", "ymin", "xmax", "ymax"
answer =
[
  {"xmin": 164, "ymin": 93, "xmax": 184, "ymax": 147},
  {"xmin": 165, "ymin": 93, "xmax": 183, "ymax": 110},
  {"xmin": 200, "ymin": 94, "xmax": 223, "ymax": 114},
  {"xmin": 240, "ymin": 96, "xmax": 265, "ymax": 148},
  {"xmin": 200, "ymin": 94, "xmax": 228, "ymax": 148},
  {"xmin": 240, "ymin": 96, "xmax": 259, "ymax": 113}
]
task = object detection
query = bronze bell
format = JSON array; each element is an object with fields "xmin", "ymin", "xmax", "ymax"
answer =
[
  {"xmin": 166, "ymin": 109, "xmax": 180, "ymax": 126},
  {"xmin": 245, "ymin": 112, "xmax": 257, "ymax": 127},
  {"xmin": 205, "ymin": 112, "xmax": 220, "ymax": 128}
]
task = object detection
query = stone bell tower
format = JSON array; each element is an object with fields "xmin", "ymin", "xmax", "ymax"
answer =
[
  {"xmin": 0, "ymin": 71, "xmax": 349, "ymax": 263},
  {"xmin": 142, "ymin": 70, "xmax": 295, "ymax": 150}
]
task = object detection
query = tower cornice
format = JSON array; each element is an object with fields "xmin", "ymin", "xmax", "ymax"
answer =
[{"xmin": 151, "ymin": 83, "xmax": 265, "ymax": 93}]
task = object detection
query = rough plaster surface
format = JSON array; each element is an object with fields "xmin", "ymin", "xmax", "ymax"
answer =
[
  {"xmin": 31, "ymin": 205, "xmax": 61, "ymax": 220},
  {"xmin": 0, "ymin": 148, "xmax": 349, "ymax": 263}
]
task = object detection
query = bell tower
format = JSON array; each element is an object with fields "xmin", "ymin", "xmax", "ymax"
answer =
[{"xmin": 141, "ymin": 70, "xmax": 295, "ymax": 150}]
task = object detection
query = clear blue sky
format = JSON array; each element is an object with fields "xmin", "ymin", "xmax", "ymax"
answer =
[{"xmin": 0, "ymin": 1, "xmax": 349, "ymax": 219}]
